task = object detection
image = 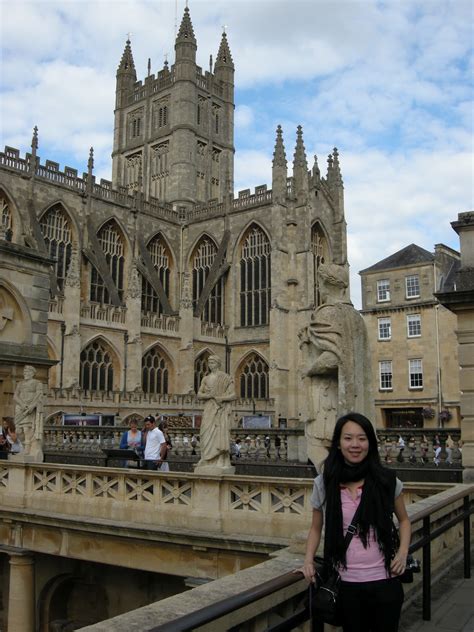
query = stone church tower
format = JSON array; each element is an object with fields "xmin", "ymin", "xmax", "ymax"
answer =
[
  {"xmin": 0, "ymin": 5, "xmax": 349, "ymax": 437},
  {"xmin": 112, "ymin": 7, "xmax": 234, "ymax": 207}
]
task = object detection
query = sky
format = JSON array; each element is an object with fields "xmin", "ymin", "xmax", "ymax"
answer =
[{"xmin": 1, "ymin": 0, "xmax": 473, "ymax": 308}]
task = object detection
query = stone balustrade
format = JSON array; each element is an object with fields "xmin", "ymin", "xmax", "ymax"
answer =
[
  {"xmin": 74, "ymin": 482, "xmax": 474, "ymax": 632},
  {"xmin": 42, "ymin": 424, "xmax": 463, "ymax": 468}
]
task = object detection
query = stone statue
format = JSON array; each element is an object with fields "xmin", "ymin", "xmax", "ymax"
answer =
[
  {"xmin": 194, "ymin": 354, "xmax": 236, "ymax": 475},
  {"xmin": 13, "ymin": 365, "xmax": 45, "ymax": 461},
  {"xmin": 299, "ymin": 263, "xmax": 373, "ymax": 468}
]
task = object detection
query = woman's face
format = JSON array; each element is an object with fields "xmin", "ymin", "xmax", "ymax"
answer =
[
  {"xmin": 339, "ymin": 421, "xmax": 369, "ymax": 464},
  {"xmin": 130, "ymin": 420, "xmax": 138, "ymax": 430}
]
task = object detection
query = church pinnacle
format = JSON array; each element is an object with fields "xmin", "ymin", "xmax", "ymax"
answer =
[
  {"xmin": 215, "ymin": 31, "xmax": 234, "ymax": 68},
  {"xmin": 293, "ymin": 125, "xmax": 308, "ymax": 171},
  {"xmin": 176, "ymin": 6, "xmax": 196, "ymax": 43},
  {"xmin": 117, "ymin": 38, "xmax": 136, "ymax": 77},
  {"xmin": 272, "ymin": 125, "xmax": 287, "ymax": 168}
]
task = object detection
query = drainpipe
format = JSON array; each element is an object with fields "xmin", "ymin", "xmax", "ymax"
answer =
[{"xmin": 59, "ymin": 322, "xmax": 66, "ymax": 390}]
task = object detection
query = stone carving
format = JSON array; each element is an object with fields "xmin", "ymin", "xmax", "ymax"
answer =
[
  {"xmin": 299, "ymin": 262, "xmax": 373, "ymax": 468},
  {"xmin": 65, "ymin": 246, "xmax": 81, "ymax": 288},
  {"xmin": 13, "ymin": 365, "xmax": 45, "ymax": 461},
  {"xmin": 180, "ymin": 272, "xmax": 193, "ymax": 309},
  {"xmin": 194, "ymin": 354, "xmax": 236, "ymax": 475},
  {"xmin": 126, "ymin": 261, "xmax": 141, "ymax": 299}
]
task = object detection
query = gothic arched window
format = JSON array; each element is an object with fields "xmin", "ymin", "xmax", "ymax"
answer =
[
  {"xmin": 39, "ymin": 204, "xmax": 73, "ymax": 293},
  {"xmin": 1, "ymin": 192, "xmax": 13, "ymax": 242},
  {"xmin": 311, "ymin": 224, "xmax": 329, "ymax": 306},
  {"xmin": 141, "ymin": 234, "xmax": 171, "ymax": 315},
  {"xmin": 192, "ymin": 237, "xmax": 224, "ymax": 325},
  {"xmin": 240, "ymin": 225, "xmax": 271, "ymax": 327},
  {"xmin": 142, "ymin": 346, "xmax": 169, "ymax": 394},
  {"xmin": 90, "ymin": 221, "xmax": 125, "ymax": 304},
  {"xmin": 194, "ymin": 351, "xmax": 210, "ymax": 394},
  {"xmin": 239, "ymin": 353, "xmax": 269, "ymax": 399},
  {"xmin": 80, "ymin": 340, "xmax": 114, "ymax": 392}
]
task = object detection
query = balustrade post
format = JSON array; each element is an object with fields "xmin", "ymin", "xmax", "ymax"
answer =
[{"xmin": 422, "ymin": 516, "xmax": 431, "ymax": 621}]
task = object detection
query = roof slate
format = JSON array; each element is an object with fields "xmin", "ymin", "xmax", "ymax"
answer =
[{"xmin": 360, "ymin": 244, "xmax": 434, "ymax": 274}]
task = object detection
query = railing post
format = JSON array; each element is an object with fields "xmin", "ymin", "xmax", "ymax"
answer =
[
  {"xmin": 463, "ymin": 496, "xmax": 471, "ymax": 579},
  {"xmin": 422, "ymin": 516, "xmax": 431, "ymax": 621}
]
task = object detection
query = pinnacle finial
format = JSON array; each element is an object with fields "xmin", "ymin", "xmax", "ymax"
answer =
[
  {"xmin": 88, "ymin": 147, "xmax": 94, "ymax": 174},
  {"xmin": 272, "ymin": 125, "xmax": 287, "ymax": 168},
  {"xmin": 118, "ymin": 37, "xmax": 136, "ymax": 76},
  {"xmin": 215, "ymin": 28, "xmax": 234, "ymax": 68},
  {"xmin": 177, "ymin": 5, "xmax": 196, "ymax": 42},
  {"xmin": 293, "ymin": 125, "xmax": 308, "ymax": 171},
  {"xmin": 31, "ymin": 126, "xmax": 38, "ymax": 152}
]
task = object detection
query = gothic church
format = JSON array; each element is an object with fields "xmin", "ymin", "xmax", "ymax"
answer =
[{"xmin": 0, "ymin": 6, "xmax": 348, "ymax": 427}]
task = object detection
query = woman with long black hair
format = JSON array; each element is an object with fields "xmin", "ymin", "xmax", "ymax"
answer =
[{"xmin": 301, "ymin": 412, "xmax": 411, "ymax": 632}]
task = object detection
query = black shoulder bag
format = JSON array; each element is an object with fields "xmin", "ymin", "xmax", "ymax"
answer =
[{"xmin": 309, "ymin": 500, "xmax": 364, "ymax": 628}]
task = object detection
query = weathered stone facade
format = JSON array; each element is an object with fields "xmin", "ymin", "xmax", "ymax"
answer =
[
  {"xmin": 0, "ymin": 7, "xmax": 348, "ymax": 429},
  {"xmin": 360, "ymin": 244, "xmax": 461, "ymax": 429},
  {"xmin": 436, "ymin": 211, "xmax": 474, "ymax": 482}
]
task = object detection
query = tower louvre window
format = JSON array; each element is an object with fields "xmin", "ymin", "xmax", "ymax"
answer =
[
  {"xmin": 142, "ymin": 346, "xmax": 169, "ymax": 394},
  {"xmin": 239, "ymin": 353, "xmax": 269, "ymax": 399},
  {"xmin": 39, "ymin": 204, "xmax": 73, "ymax": 293},
  {"xmin": 240, "ymin": 225, "xmax": 271, "ymax": 327},
  {"xmin": 192, "ymin": 237, "xmax": 224, "ymax": 326},
  {"xmin": 80, "ymin": 340, "xmax": 114, "ymax": 392},
  {"xmin": 141, "ymin": 235, "xmax": 170, "ymax": 315},
  {"xmin": 90, "ymin": 221, "xmax": 125, "ymax": 304}
]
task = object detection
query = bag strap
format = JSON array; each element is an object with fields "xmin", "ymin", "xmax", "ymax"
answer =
[{"xmin": 342, "ymin": 497, "xmax": 364, "ymax": 552}]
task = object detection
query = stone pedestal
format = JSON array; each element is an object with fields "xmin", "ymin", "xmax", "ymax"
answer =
[
  {"xmin": 8, "ymin": 551, "xmax": 35, "ymax": 632},
  {"xmin": 9, "ymin": 451, "xmax": 43, "ymax": 464}
]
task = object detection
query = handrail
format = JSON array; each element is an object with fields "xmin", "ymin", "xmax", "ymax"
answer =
[
  {"xmin": 149, "ymin": 571, "xmax": 306, "ymax": 632},
  {"xmin": 148, "ymin": 485, "xmax": 473, "ymax": 631}
]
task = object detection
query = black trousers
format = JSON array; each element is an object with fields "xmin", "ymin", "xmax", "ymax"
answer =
[{"xmin": 338, "ymin": 578, "xmax": 404, "ymax": 632}]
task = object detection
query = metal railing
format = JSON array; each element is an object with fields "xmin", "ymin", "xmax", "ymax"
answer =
[{"xmin": 147, "ymin": 485, "xmax": 473, "ymax": 631}]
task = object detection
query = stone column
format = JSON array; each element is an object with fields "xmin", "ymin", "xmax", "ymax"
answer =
[{"xmin": 8, "ymin": 551, "xmax": 35, "ymax": 632}]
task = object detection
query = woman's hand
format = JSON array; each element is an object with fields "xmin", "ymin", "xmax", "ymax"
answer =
[
  {"xmin": 294, "ymin": 560, "xmax": 317, "ymax": 584},
  {"xmin": 390, "ymin": 550, "xmax": 407, "ymax": 576}
]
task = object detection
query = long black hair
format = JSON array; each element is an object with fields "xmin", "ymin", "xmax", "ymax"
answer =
[{"xmin": 323, "ymin": 412, "xmax": 396, "ymax": 571}]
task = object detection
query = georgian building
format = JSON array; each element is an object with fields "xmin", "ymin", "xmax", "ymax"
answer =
[
  {"xmin": 0, "ymin": 7, "xmax": 348, "ymax": 427},
  {"xmin": 359, "ymin": 243, "xmax": 461, "ymax": 429}
]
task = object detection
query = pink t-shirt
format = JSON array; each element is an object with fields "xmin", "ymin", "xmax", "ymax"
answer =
[{"xmin": 339, "ymin": 486, "xmax": 388, "ymax": 582}]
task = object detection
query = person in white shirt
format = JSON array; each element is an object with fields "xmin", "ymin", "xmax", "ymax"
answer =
[{"xmin": 143, "ymin": 416, "xmax": 167, "ymax": 471}]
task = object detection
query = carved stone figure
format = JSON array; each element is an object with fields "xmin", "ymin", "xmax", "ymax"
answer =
[
  {"xmin": 299, "ymin": 263, "xmax": 373, "ymax": 468},
  {"xmin": 194, "ymin": 354, "xmax": 236, "ymax": 475},
  {"xmin": 13, "ymin": 365, "xmax": 45, "ymax": 461}
]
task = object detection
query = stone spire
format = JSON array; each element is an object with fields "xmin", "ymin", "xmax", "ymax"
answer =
[
  {"xmin": 176, "ymin": 6, "xmax": 196, "ymax": 44},
  {"xmin": 175, "ymin": 6, "xmax": 197, "ymax": 64},
  {"xmin": 116, "ymin": 38, "xmax": 136, "ymax": 108},
  {"xmin": 293, "ymin": 125, "xmax": 309, "ymax": 199},
  {"xmin": 273, "ymin": 125, "xmax": 287, "ymax": 168},
  {"xmin": 117, "ymin": 38, "xmax": 136, "ymax": 78},
  {"xmin": 215, "ymin": 32, "xmax": 234, "ymax": 69},
  {"xmin": 272, "ymin": 125, "xmax": 287, "ymax": 203}
]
